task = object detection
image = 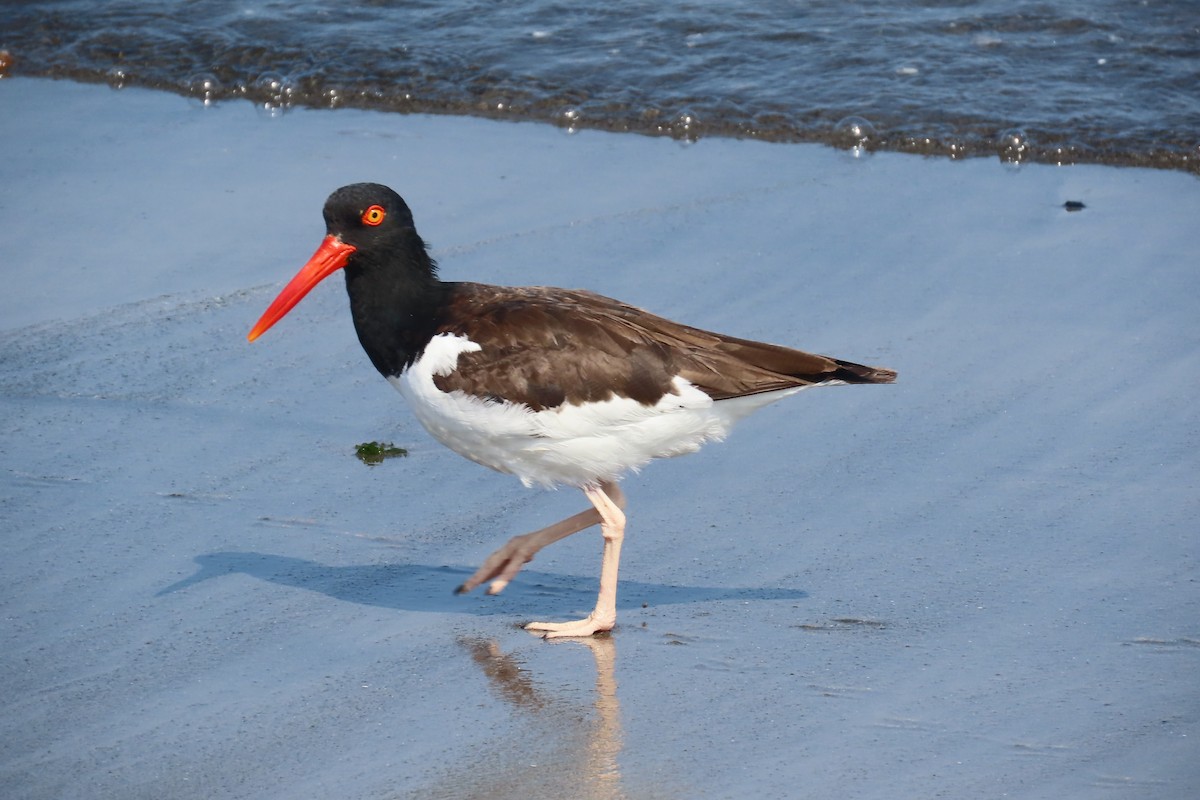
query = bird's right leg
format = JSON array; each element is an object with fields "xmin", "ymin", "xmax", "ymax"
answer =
[
  {"xmin": 455, "ymin": 483, "xmax": 626, "ymax": 596},
  {"xmin": 525, "ymin": 481, "xmax": 627, "ymax": 637}
]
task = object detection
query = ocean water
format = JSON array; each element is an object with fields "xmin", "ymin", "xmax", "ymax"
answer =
[{"xmin": 2, "ymin": 0, "xmax": 1198, "ymax": 172}]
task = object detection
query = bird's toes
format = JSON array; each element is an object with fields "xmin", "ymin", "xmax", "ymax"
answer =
[{"xmin": 525, "ymin": 615, "xmax": 612, "ymax": 638}]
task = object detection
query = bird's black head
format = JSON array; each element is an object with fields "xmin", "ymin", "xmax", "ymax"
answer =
[
  {"xmin": 322, "ymin": 183, "xmax": 416, "ymax": 251},
  {"xmin": 247, "ymin": 182, "xmax": 438, "ymax": 343}
]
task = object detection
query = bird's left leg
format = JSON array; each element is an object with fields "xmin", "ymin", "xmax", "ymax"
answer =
[
  {"xmin": 456, "ymin": 483, "xmax": 626, "ymax": 596},
  {"xmin": 526, "ymin": 480, "xmax": 627, "ymax": 638}
]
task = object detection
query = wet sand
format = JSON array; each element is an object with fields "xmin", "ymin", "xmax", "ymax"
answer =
[{"xmin": 2, "ymin": 78, "xmax": 1198, "ymax": 799}]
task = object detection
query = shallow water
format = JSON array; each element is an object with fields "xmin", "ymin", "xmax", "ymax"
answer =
[{"xmin": 2, "ymin": 0, "xmax": 1198, "ymax": 172}]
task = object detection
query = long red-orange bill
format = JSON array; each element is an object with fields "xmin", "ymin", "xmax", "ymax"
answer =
[{"xmin": 247, "ymin": 235, "xmax": 357, "ymax": 342}]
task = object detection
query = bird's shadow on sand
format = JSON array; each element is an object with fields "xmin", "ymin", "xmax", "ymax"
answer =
[{"xmin": 156, "ymin": 551, "xmax": 807, "ymax": 614}]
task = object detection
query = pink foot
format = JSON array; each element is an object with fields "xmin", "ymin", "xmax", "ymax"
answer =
[{"xmin": 525, "ymin": 614, "xmax": 614, "ymax": 639}]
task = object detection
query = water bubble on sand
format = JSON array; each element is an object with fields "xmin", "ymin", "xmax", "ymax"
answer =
[
  {"xmin": 254, "ymin": 72, "xmax": 279, "ymax": 91},
  {"xmin": 899, "ymin": 135, "xmax": 939, "ymax": 155},
  {"xmin": 186, "ymin": 73, "xmax": 223, "ymax": 107},
  {"xmin": 559, "ymin": 107, "xmax": 582, "ymax": 134},
  {"xmin": 106, "ymin": 67, "xmax": 129, "ymax": 90},
  {"xmin": 670, "ymin": 110, "xmax": 701, "ymax": 142},
  {"xmin": 997, "ymin": 128, "xmax": 1030, "ymax": 167},
  {"xmin": 1047, "ymin": 142, "xmax": 1083, "ymax": 166},
  {"xmin": 253, "ymin": 72, "xmax": 295, "ymax": 117},
  {"xmin": 322, "ymin": 86, "xmax": 344, "ymax": 108},
  {"xmin": 833, "ymin": 116, "xmax": 877, "ymax": 155}
]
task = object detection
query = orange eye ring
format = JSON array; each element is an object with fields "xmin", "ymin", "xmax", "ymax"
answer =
[{"xmin": 361, "ymin": 204, "xmax": 386, "ymax": 226}]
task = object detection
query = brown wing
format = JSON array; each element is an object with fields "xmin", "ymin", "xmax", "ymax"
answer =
[{"xmin": 432, "ymin": 283, "xmax": 895, "ymax": 411}]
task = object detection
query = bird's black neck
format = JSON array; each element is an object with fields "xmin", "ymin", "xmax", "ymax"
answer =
[{"xmin": 342, "ymin": 234, "xmax": 450, "ymax": 378}]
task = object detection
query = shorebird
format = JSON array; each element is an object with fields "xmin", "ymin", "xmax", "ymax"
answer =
[{"xmin": 249, "ymin": 183, "xmax": 895, "ymax": 637}]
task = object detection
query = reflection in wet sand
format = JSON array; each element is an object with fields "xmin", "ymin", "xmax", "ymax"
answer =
[{"xmin": 420, "ymin": 635, "xmax": 657, "ymax": 799}]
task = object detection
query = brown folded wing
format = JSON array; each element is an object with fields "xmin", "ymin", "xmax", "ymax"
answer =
[{"xmin": 432, "ymin": 283, "xmax": 895, "ymax": 411}]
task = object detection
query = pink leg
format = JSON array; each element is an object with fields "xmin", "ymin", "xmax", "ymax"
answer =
[
  {"xmin": 526, "ymin": 481, "xmax": 627, "ymax": 638},
  {"xmin": 456, "ymin": 481, "xmax": 627, "ymax": 597}
]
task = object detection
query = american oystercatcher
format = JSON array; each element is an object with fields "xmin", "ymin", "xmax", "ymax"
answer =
[{"xmin": 249, "ymin": 183, "xmax": 896, "ymax": 637}]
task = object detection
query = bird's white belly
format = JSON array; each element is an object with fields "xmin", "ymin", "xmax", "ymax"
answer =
[{"xmin": 389, "ymin": 333, "xmax": 803, "ymax": 488}]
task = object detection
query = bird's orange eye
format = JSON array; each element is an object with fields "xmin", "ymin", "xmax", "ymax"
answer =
[{"xmin": 361, "ymin": 205, "xmax": 386, "ymax": 226}]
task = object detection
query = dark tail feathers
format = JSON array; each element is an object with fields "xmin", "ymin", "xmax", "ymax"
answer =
[{"xmin": 829, "ymin": 359, "xmax": 897, "ymax": 384}]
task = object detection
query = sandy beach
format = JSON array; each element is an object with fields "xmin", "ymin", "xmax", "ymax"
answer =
[{"xmin": 2, "ymin": 77, "xmax": 1198, "ymax": 799}]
